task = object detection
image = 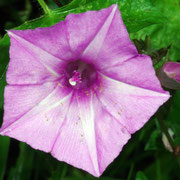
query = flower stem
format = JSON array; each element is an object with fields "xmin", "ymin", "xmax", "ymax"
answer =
[{"xmin": 37, "ymin": 0, "xmax": 51, "ymax": 14}]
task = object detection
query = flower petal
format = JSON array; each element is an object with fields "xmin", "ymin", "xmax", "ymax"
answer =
[
  {"xmin": 76, "ymin": 91, "xmax": 100, "ymax": 176},
  {"xmin": 8, "ymin": 21, "xmax": 73, "ymax": 61},
  {"xmin": 97, "ymin": 74, "xmax": 170, "ymax": 133},
  {"xmin": 81, "ymin": 4, "xmax": 138, "ymax": 68},
  {"xmin": 7, "ymin": 30, "xmax": 66, "ymax": 85},
  {"xmin": 0, "ymin": 84, "xmax": 72, "ymax": 152},
  {"xmin": 100, "ymin": 55, "xmax": 166, "ymax": 93},
  {"xmin": 92, "ymin": 95, "xmax": 131, "ymax": 174},
  {"xmin": 51, "ymin": 94, "xmax": 99, "ymax": 176},
  {"xmin": 1, "ymin": 82, "xmax": 56, "ymax": 130},
  {"xmin": 65, "ymin": 4, "xmax": 116, "ymax": 56},
  {"xmin": 51, "ymin": 91, "xmax": 130, "ymax": 177}
]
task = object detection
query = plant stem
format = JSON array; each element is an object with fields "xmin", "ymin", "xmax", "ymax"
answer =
[{"xmin": 37, "ymin": 0, "xmax": 51, "ymax": 14}]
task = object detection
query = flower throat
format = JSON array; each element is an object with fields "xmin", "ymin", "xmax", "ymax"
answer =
[{"xmin": 65, "ymin": 60, "xmax": 97, "ymax": 89}]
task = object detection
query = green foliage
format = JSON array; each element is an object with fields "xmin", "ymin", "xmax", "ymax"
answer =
[
  {"xmin": 135, "ymin": 171, "xmax": 148, "ymax": 180},
  {"xmin": 132, "ymin": 0, "xmax": 180, "ymax": 61},
  {"xmin": 145, "ymin": 127, "xmax": 161, "ymax": 151},
  {"xmin": 144, "ymin": 151, "xmax": 180, "ymax": 180},
  {"xmin": 52, "ymin": 0, "xmax": 165, "ymax": 33},
  {"xmin": 166, "ymin": 91, "xmax": 180, "ymax": 145}
]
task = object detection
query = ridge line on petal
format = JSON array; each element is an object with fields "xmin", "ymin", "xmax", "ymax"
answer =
[
  {"xmin": 100, "ymin": 54, "xmax": 139, "ymax": 71},
  {"xmin": 8, "ymin": 31, "xmax": 66, "ymax": 62},
  {"xmin": 76, "ymin": 91, "xmax": 100, "ymax": 176},
  {"xmin": 7, "ymin": 79, "xmax": 63, "ymax": 86},
  {"xmin": 82, "ymin": 5, "xmax": 118, "ymax": 59},
  {"xmin": 89, "ymin": 90, "xmax": 101, "ymax": 176},
  {"xmin": 0, "ymin": 85, "xmax": 70, "ymax": 134},
  {"xmin": 9, "ymin": 37, "xmax": 59, "ymax": 78},
  {"xmin": 50, "ymin": 91, "xmax": 74, "ymax": 153},
  {"xmin": 96, "ymin": 94, "xmax": 131, "ymax": 135},
  {"xmin": 64, "ymin": 20, "xmax": 74, "ymax": 55},
  {"xmin": 99, "ymin": 72, "xmax": 170, "ymax": 97},
  {"xmin": 7, "ymin": 31, "xmax": 64, "ymax": 77}
]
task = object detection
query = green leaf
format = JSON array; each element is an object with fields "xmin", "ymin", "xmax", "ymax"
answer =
[
  {"xmin": 0, "ymin": 136, "xmax": 10, "ymax": 180},
  {"xmin": 145, "ymin": 129, "xmax": 161, "ymax": 151},
  {"xmin": 52, "ymin": 0, "xmax": 165, "ymax": 33},
  {"xmin": 144, "ymin": 120, "xmax": 166, "ymax": 151},
  {"xmin": 135, "ymin": 171, "xmax": 148, "ymax": 180},
  {"xmin": 132, "ymin": 0, "xmax": 180, "ymax": 61}
]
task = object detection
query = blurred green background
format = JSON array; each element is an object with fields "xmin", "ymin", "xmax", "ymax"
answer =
[{"xmin": 0, "ymin": 0, "xmax": 180, "ymax": 180}]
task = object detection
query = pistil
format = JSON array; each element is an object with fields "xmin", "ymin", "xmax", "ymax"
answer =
[
  {"xmin": 69, "ymin": 70, "xmax": 82, "ymax": 86},
  {"xmin": 68, "ymin": 61, "xmax": 87, "ymax": 86},
  {"xmin": 66, "ymin": 60, "xmax": 97, "ymax": 89}
]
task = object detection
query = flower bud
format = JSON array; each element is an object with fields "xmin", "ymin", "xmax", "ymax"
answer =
[{"xmin": 157, "ymin": 62, "xmax": 180, "ymax": 90}]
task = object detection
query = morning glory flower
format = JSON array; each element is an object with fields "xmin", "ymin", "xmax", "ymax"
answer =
[
  {"xmin": 157, "ymin": 62, "xmax": 180, "ymax": 90},
  {"xmin": 0, "ymin": 4, "xmax": 170, "ymax": 177}
]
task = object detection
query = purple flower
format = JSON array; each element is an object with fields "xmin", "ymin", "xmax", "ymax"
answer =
[
  {"xmin": 0, "ymin": 5, "xmax": 170, "ymax": 177},
  {"xmin": 157, "ymin": 62, "xmax": 180, "ymax": 90}
]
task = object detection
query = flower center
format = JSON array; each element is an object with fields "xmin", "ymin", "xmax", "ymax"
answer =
[
  {"xmin": 69, "ymin": 70, "xmax": 82, "ymax": 86},
  {"xmin": 65, "ymin": 60, "xmax": 97, "ymax": 89}
]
